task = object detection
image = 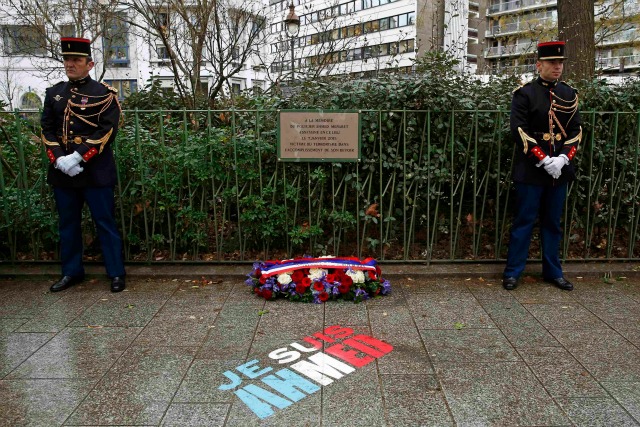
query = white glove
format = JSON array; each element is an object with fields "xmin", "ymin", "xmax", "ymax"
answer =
[
  {"xmin": 66, "ymin": 164, "xmax": 84, "ymax": 177},
  {"xmin": 536, "ymin": 156, "xmax": 552, "ymax": 168},
  {"xmin": 544, "ymin": 156, "xmax": 566, "ymax": 179},
  {"xmin": 55, "ymin": 152, "xmax": 83, "ymax": 174}
]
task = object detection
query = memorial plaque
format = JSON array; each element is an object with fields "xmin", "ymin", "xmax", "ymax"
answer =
[{"xmin": 278, "ymin": 110, "xmax": 361, "ymax": 162}]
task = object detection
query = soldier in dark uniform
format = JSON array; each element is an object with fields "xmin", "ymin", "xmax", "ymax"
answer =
[
  {"xmin": 502, "ymin": 41, "xmax": 581, "ymax": 291},
  {"xmin": 41, "ymin": 37, "xmax": 126, "ymax": 292}
]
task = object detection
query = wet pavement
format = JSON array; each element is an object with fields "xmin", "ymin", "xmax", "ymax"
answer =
[{"xmin": 1, "ymin": 263, "xmax": 640, "ymax": 426}]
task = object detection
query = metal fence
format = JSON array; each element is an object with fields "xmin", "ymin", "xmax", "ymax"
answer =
[{"xmin": 1, "ymin": 108, "xmax": 639, "ymax": 263}]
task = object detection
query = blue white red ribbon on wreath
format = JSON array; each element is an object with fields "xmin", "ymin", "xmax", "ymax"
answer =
[{"xmin": 260, "ymin": 256, "xmax": 378, "ymax": 278}]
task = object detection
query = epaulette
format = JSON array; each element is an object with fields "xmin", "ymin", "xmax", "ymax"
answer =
[
  {"xmin": 512, "ymin": 81, "xmax": 531, "ymax": 94},
  {"xmin": 101, "ymin": 82, "xmax": 118, "ymax": 94},
  {"xmin": 558, "ymin": 81, "xmax": 578, "ymax": 93}
]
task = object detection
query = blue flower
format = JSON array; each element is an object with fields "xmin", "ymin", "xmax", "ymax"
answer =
[
  {"xmin": 354, "ymin": 288, "xmax": 369, "ymax": 301},
  {"xmin": 381, "ymin": 280, "xmax": 392, "ymax": 295}
]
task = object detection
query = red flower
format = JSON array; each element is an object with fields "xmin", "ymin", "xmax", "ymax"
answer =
[
  {"xmin": 254, "ymin": 268, "xmax": 262, "ymax": 277},
  {"xmin": 368, "ymin": 271, "xmax": 377, "ymax": 280},
  {"xmin": 341, "ymin": 275, "xmax": 353, "ymax": 287},
  {"xmin": 334, "ymin": 270, "xmax": 344, "ymax": 280},
  {"xmin": 254, "ymin": 288, "xmax": 261, "ymax": 295},
  {"xmin": 338, "ymin": 283, "xmax": 350, "ymax": 294},
  {"xmin": 326, "ymin": 274, "xmax": 336, "ymax": 283},
  {"xmin": 302, "ymin": 277, "xmax": 312, "ymax": 287},
  {"xmin": 319, "ymin": 291, "xmax": 329, "ymax": 302},
  {"xmin": 291, "ymin": 270, "xmax": 304, "ymax": 282},
  {"xmin": 296, "ymin": 283, "xmax": 306, "ymax": 294},
  {"xmin": 263, "ymin": 290, "xmax": 273, "ymax": 300},
  {"xmin": 259, "ymin": 275, "xmax": 267, "ymax": 284},
  {"xmin": 313, "ymin": 282, "xmax": 325, "ymax": 292},
  {"xmin": 375, "ymin": 265, "xmax": 382, "ymax": 276}
]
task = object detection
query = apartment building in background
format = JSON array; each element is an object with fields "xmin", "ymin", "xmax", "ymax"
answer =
[{"xmin": 480, "ymin": 0, "xmax": 640, "ymax": 75}]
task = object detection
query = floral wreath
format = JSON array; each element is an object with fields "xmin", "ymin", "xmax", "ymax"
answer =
[{"xmin": 246, "ymin": 256, "xmax": 391, "ymax": 303}]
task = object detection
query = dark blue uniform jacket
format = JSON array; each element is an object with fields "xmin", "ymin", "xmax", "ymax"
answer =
[
  {"xmin": 510, "ymin": 76, "xmax": 581, "ymax": 186},
  {"xmin": 41, "ymin": 75, "xmax": 121, "ymax": 188}
]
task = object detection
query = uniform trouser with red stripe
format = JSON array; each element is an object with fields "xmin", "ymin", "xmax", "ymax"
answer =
[
  {"xmin": 503, "ymin": 182, "xmax": 568, "ymax": 280},
  {"xmin": 54, "ymin": 186, "xmax": 125, "ymax": 279}
]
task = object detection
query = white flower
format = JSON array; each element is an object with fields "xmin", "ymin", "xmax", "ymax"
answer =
[
  {"xmin": 277, "ymin": 273, "xmax": 292, "ymax": 285},
  {"xmin": 346, "ymin": 269, "xmax": 365, "ymax": 283},
  {"xmin": 308, "ymin": 268, "xmax": 327, "ymax": 280}
]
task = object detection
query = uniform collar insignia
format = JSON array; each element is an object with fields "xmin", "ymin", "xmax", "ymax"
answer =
[
  {"xmin": 53, "ymin": 94, "xmax": 62, "ymax": 101},
  {"xmin": 70, "ymin": 76, "xmax": 90, "ymax": 85},
  {"xmin": 537, "ymin": 76, "xmax": 558, "ymax": 88}
]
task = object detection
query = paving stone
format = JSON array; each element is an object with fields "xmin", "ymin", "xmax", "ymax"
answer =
[
  {"xmin": 256, "ymin": 305, "xmax": 324, "ymax": 338},
  {"xmin": 0, "ymin": 285, "xmax": 61, "ymax": 318},
  {"xmin": 381, "ymin": 374, "xmax": 454, "ymax": 426},
  {"xmin": 437, "ymin": 362, "xmax": 569, "ymax": 426},
  {"xmin": 420, "ymin": 329, "xmax": 520, "ymax": 364},
  {"xmin": 559, "ymin": 397, "xmax": 640, "ymax": 427},
  {"xmin": 511, "ymin": 283, "xmax": 576, "ymax": 304},
  {"xmin": 374, "ymin": 331, "xmax": 434, "ymax": 375},
  {"xmin": 466, "ymin": 281, "xmax": 515, "ymax": 300},
  {"xmin": 159, "ymin": 289, "xmax": 228, "ymax": 314},
  {"xmin": 0, "ymin": 378, "xmax": 94, "ymax": 427},
  {"xmin": 518, "ymin": 347, "xmax": 607, "ymax": 398},
  {"xmin": 123, "ymin": 277, "xmax": 182, "ymax": 293},
  {"xmin": 225, "ymin": 380, "xmax": 322, "ymax": 426},
  {"xmin": 322, "ymin": 364, "xmax": 385, "ymax": 427},
  {"xmin": 197, "ymin": 307, "xmax": 261, "ymax": 359},
  {"xmin": 525, "ymin": 303, "xmax": 610, "ymax": 329},
  {"xmin": 401, "ymin": 278, "xmax": 472, "ymax": 295},
  {"xmin": 66, "ymin": 346, "xmax": 196, "ymax": 425},
  {"xmin": 134, "ymin": 313, "xmax": 218, "ymax": 347},
  {"xmin": 601, "ymin": 381, "xmax": 640, "ymax": 423},
  {"xmin": 69, "ymin": 293, "xmax": 168, "ymax": 327},
  {"xmin": 480, "ymin": 299, "xmax": 561, "ymax": 348},
  {"xmin": 0, "ymin": 333, "xmax": 54, "ymax": 378},
  {"xmin": 174, "ymin": 359, "xmax": 245, "ymax": 403},
  {"xmin": 585, "ymin": 301, "xmax": 640, "ymax": 331},
  {"xmin": 15, "ymin": 291, "xmax": 102, "ymax": 333},
  {"xmin": 0, "ymin": 318, "xmax": 28, "ymax": 337},
  {"xmin": 618, "ymin": 329, "xmax": 640, "ymax": 348},
  {"xmin": 551, "ymin": 328, "xmax": 640, "ymax": 382},
  {"xmin": 7, "ymin": 327, "xmax": 140, "ymax": 379},
  {"xmin": 160, "ymin": 403, "xmax": 229, "ymax": 426},
  {"xmin": 324, "ymin": 300, "xmax": 369, "ymax": 325},
  {"xmin": 407, "ymin": 294, "xmax": 496, "ymax": 329}
]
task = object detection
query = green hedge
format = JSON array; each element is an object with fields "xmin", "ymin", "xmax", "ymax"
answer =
[{"xmin": 1, "ymin": 59, "xmax": 639, "ymax": 262}]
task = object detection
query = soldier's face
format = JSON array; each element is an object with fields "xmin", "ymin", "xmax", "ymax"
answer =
[
  {"xmin": 537, "ymin": 59, "xmax": 564, "ymax": 81},
  {"xmin": 63, "ymin": 56, "xmax": 94, "ymax": 80}
]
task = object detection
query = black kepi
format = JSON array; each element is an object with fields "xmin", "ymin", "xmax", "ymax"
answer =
[
  {"xmin": 537, "ymin": 41, "xmax": 566, "ymax": 61},
  {"xmin": 60, "ymin": 37, "xmax": 91, "ymax": 57}
]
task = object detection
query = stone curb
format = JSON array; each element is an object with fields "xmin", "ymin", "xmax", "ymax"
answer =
[{"xmin": 1, "ymin": 261, "xmax": 639, "ymax": 279}]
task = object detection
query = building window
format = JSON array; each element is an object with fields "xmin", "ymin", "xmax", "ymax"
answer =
[
  {"xmin": 60, "ymin": 24, "xmax": 75, "ymax": 38},
  {"xmin": 231, "ymin": 82, "xmax": 242, "ymax": 95},
  {"xmin": 20, "ymin": 92, "xmax": 42, "ymax": 110},
  {"xmin": 104, "ymin": 16, "xmax": 130, "ymax": 68},
  {"xmin": 103, "ymin": 80, "xmax": 137, "ymax": 101},
  {"xmin": 156, "ymin": 46, "xmax": 170, "ymax": 60},
  {"xmin": 2, "ymin": 25, "xmax": 46, "ymax": 56}
]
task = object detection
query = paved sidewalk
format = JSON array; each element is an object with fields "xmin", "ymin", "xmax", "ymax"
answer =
[{"xmin": 1, "ymin": 265, "xmax": 639, "ymax": 426}]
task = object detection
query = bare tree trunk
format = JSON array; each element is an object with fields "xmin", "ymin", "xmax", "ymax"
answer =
[{"xmin": 558, "ymin": 0, "xmax": 595, "ymax": 81}]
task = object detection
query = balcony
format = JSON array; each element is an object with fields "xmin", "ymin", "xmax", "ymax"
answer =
[
  {"xmin": 486, "ymin": 17, "xmax": 556, "ymax": 37},
  {"xmin": 597, "ymin": 29, "xmax": 639, "ymax": 46},
  {"xmin": 596, "ymin": 1, "xmax": 640, "ymax": 19},
  {"xmin": 596, "ymin": 54, "xmax": 640, "ymax": 70},
  {"xmin": 484, "ymin": 43, "xmax": 535, "ymax": 58},
  {"xmin": 487, "ymin": 0, "xmax": 556, "ymax": 16}
]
